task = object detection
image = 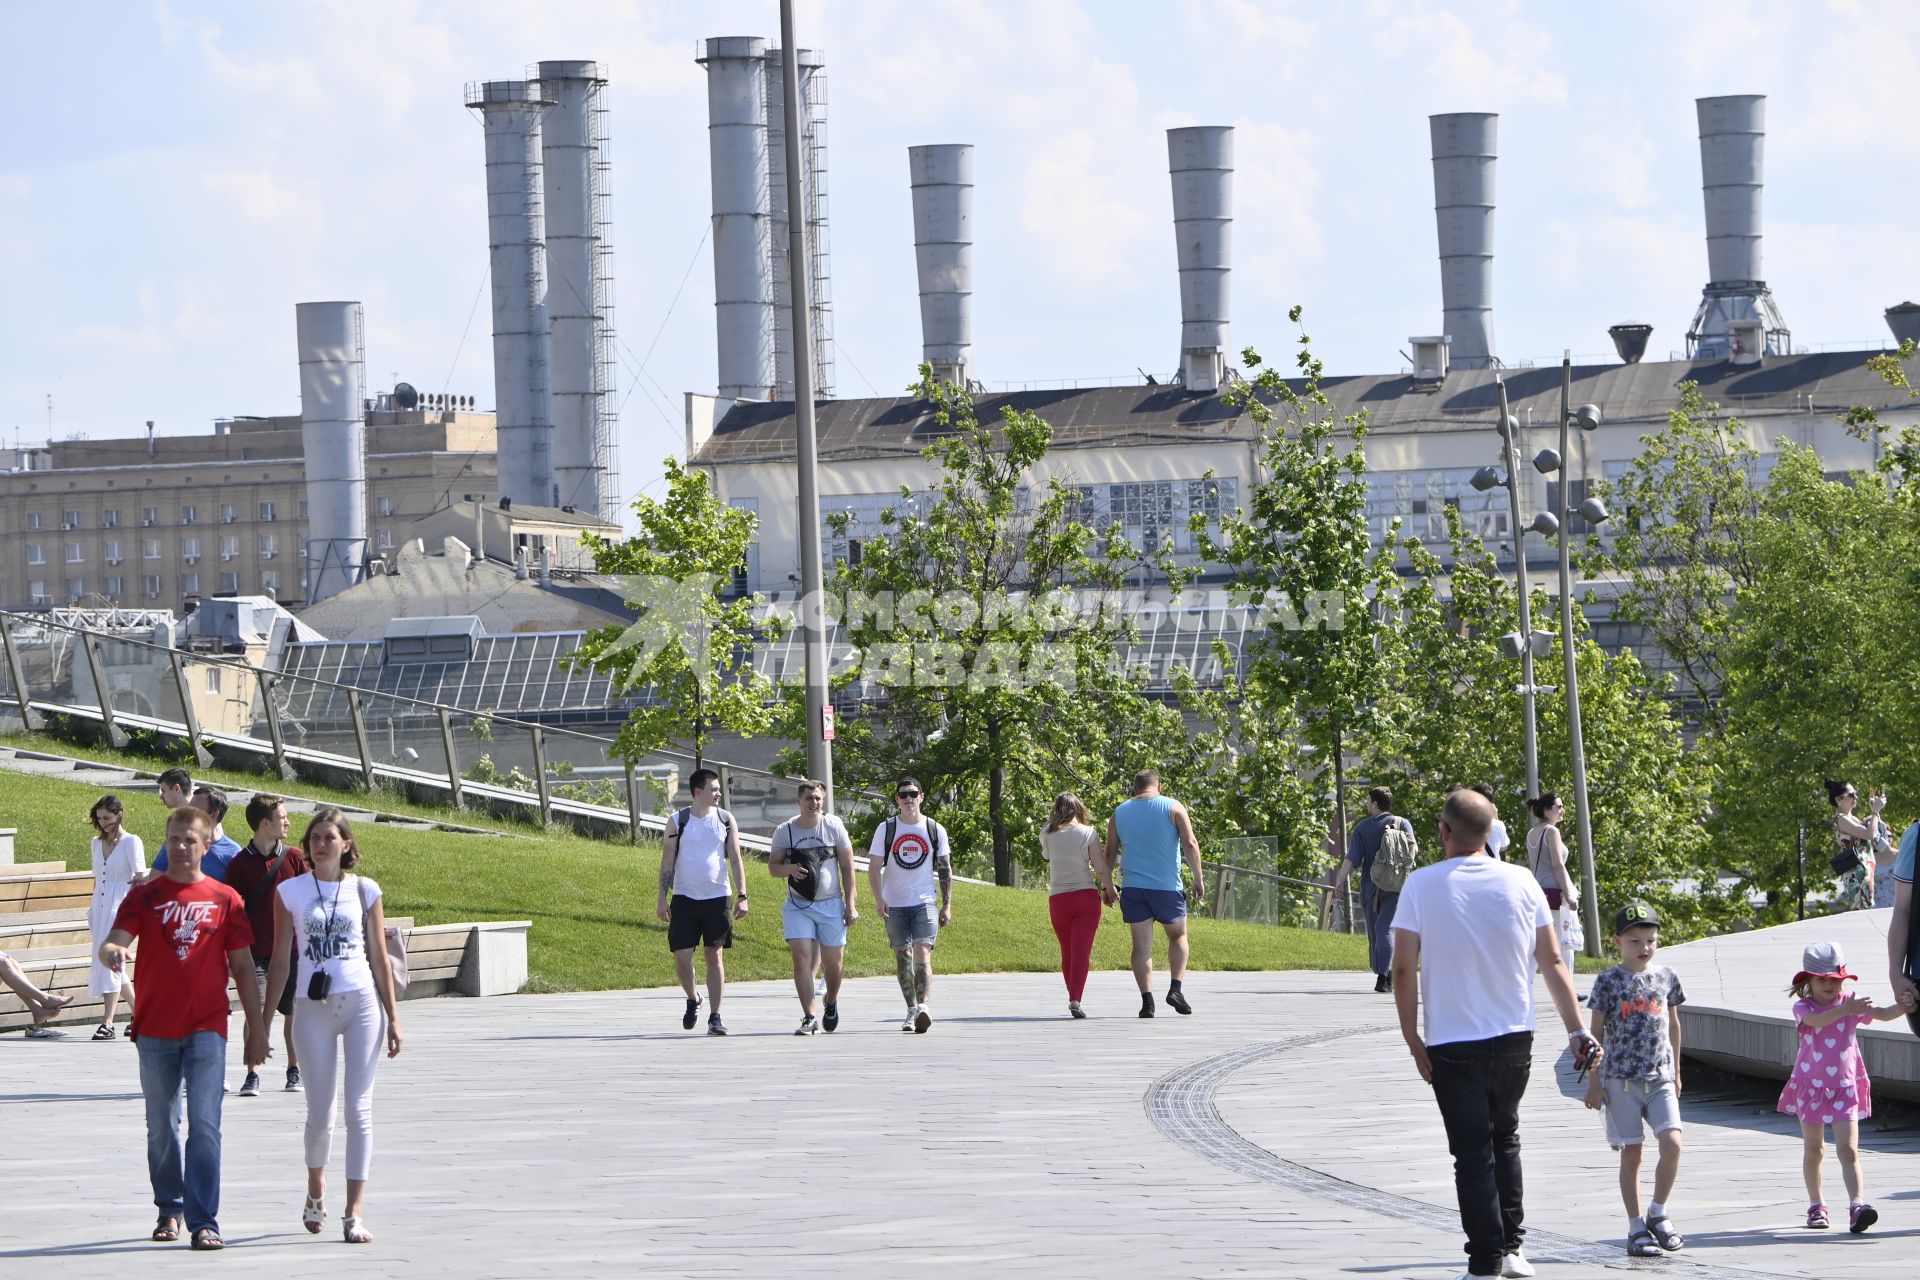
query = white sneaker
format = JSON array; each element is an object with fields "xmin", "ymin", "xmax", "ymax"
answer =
[
  {"xmin": 815, "ymin": 976, "xmax": 827, "ymax": 996},
  {"xmin": 900, "ymin": 1010, "xmax": 918, "ymax": 1032},
  {"xmin": 1500, "ymin": 1248, "xmax": 1536, "ymax": 1278},
  {"xmin": 913, "ymin": 1005, "xmax": 932, "ymax": 1034}
]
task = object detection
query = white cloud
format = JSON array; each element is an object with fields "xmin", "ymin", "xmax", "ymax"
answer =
[
  {"xmin": 1371, "ymin": 2, "xmax": 1566, "ymax": 107},
  {"xmin": 1017, "ymin": 127, "xmax": 1157, "ymax": 291}
]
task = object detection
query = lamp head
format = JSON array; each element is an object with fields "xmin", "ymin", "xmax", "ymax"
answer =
[
  {"xmin": 1529, "ymin": 510, "xmax": 1561, "ymax": 537},
  {"xmin": 1574, "ymin": 403, "xmax": 1602, "ymax": 431},
  {"xmin": 1532, "ymin": 447, "xmax": 1562, "ymax": 475},
  {"xmin": 1470, "ymin": 465, "xmax": 1504, "ymax": 492},
  {"xmin": 1496, "ymin": 413, "xmax": 1521, "ymax": 440},
  {"xmin": 1578, "ymin": 496, "xmax": 1611, "ymax": 525}
]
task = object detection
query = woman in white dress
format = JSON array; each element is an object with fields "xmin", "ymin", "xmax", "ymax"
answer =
[{"xmin": 85, "ymin": 794, "xmax": 145, "ymax": 1040}]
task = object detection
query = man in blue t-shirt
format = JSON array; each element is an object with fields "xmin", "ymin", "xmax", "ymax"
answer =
[
  {"xmin": 150, "ymin": 784, "xmax": 242, "ymax": 884},
  {"xmin": 1883, "ymin": 818, "xmax": 1920, "ymax": 1031},
  {"xmin": 1105, "ymin": 769, "xmax": 1203, "ymax": 1018},
  {"xmin": 1331, "ymin": 786, "xmax": 1417, "ymax": 994}
]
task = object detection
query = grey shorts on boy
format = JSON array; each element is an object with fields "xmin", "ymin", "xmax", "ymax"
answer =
[{"xmin": 1602, "ymin": 1077, "xmax": 1682, "ymax": 1150}]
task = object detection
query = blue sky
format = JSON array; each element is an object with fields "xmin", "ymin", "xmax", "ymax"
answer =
[{"xmin": 6, "ymin": 1, "xmax": 1919, "ymax": 523}]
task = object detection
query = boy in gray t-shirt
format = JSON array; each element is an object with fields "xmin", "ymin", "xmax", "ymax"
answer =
[{"xmin": 1584, "ymin": 900, "xmax": 1687, "ymax": 1259}]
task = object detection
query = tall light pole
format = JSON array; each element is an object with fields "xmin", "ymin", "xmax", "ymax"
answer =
[
  {"xmin": 778, "ymin": 0, "xmax": 834, "ymax": 804},
  {"xmin": 1536, "ymin": 352, "xmax": 1607, "ymax": 953}
]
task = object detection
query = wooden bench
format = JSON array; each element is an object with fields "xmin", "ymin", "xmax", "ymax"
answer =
[{"xmin": 0, "ymin": 872, "xmax": 91, "ymax": 916}]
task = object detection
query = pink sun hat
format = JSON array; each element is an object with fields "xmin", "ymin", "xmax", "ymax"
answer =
[{"xmin": 1792, "ymin": 940, "xmax": 1858, "ymax": 986}]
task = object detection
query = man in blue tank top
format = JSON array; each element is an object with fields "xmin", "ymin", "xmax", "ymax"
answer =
[{"xmin": 1104, "ymin": 770, "xmax": 1203, "ymax": 1017}]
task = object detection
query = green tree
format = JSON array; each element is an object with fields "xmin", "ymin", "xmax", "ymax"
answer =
[{"xmin": 572, "ymin": 457, "xmax": 780, "ymax": 770}]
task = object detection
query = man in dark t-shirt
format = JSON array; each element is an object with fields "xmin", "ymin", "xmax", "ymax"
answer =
[{"xmin": 1330, "ymin": 786, "xmax": 1416, "ymax": 993}]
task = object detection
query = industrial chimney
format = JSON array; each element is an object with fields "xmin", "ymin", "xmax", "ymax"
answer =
[
  {"xmin": 1886, "ymin": 302, "xmax": 1920, "ymax": 347},
  {"xmin": 765, "ymin": 47, "xmax": 834, "ymax": 400},
  {"xmin": 467, "ymin": 79, "xmax": 557, "ymax": 506},
  {"xmin": 1609, "ymin": 323, "xmax": 1653, "ymax": 364},
  {"xmin": 296, "ymin": 302, "xmax": 370, "ymax": 604},
  {"xmin": 1429, "ymin": 113, "xmax": 1498, "ymax": 370},
  {"xmin": 697, "ymin": 38, "xmax": 776, "ymax": 402},
  {"xmin": 537, "ymin": 60, "xmax": 617, "ymax": 521},
  {"xmin": 1688, "ymin": 95, "xmax": 1789, "ymax": 363},
  {"xmin": 1167, "ymin": 126, "xmax": 1232, "ymax": 393},
  {"xmin": 909, "ymin": 144, "xmax": 974, "ymax": 387}
]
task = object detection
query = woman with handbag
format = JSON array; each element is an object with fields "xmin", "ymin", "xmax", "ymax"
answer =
[
  {"xmin": 263, "ymin": 809, "xmax": 403, "ymax": 1245},
  {"xmin": 1827, "ymin": 780, "xmax": 1880, "ymax": 912},
  {"xmin": 1527, "ymin": 793, "xmax": 1578, "ymax": 976}
]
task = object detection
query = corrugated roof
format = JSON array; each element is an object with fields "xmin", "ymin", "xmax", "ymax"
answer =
[{"xmin": 693, "ymin": 349, "xmax": 1918, "ymax": 465}]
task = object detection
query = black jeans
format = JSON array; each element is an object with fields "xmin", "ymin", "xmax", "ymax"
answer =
[{"xmin": 1428, "ymin": 1031, "xmax": 1532, "ymax": 1276}]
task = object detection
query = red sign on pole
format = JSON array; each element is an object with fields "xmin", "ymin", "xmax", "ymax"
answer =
[{"xmin": 821, "ymin": 705, "xmax": 836, "ymax": 741}]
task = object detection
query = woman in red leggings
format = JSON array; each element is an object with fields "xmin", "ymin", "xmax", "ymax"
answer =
[{"xmin": 1042, "ymin": 793, "xmax": 1114, "ymax": 1018}]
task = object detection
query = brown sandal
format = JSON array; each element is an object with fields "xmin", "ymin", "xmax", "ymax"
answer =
[{"xmin": 152, "ymin": 1215, "xmax": 180, "ymax": 1242}]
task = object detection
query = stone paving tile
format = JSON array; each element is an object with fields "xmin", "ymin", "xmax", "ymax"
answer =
[{"xmin": 5, "ymin": 968, "xmax": 1920, "ymax": 1278}]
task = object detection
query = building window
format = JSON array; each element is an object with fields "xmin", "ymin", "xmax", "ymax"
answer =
[
  {"xmin": 377, "ymin": 497, "xmax": 394, "ymax": 517},
  {"xmin": 261, "ymin": 569, "xmax": 280, "ymax": 596},
  {"xmin": 26, "ymin": 544, "xmax": 44, "ymax": 565},
  {"xmin": 259, "ymin": 501, "xmax": 276, "ymax": 522},
  {"xmin": 220, "ymin": 571, "xmax": 239, "ymax": 594},
  {"xmin": 62, "ymin": 510, "xmax": 80, "ymax": 530},
  {"xmin": 28, "ymin": 579, "xmax": 48, "ymax": 604},
  {"xmin": 65, "ymin": 577, "xmax": 84, "ymax": 601},
  {"xmin": 298, "ymin": 500, "xmax": 309, "ymax": 520},
  {"xmin": 141, "ymin": 507, "xmax": 158, "ymax": 527},
  {"xmin": 181, "ymin": 536, "xmax": 200, "ymax": 564},
  {"xmin": 205, "ymin": 666, "xmax": 221, "ymax": 694},
  {"xmin": 220, "ymin": 535, "xmax": 239, "ymax": 561},
  {"xmin": 102, "ymin": 508, "xmax": 120, "ymax": 529},
  {"xmin": 104, "ymin": 575, "xmax": 124, "ymax": 599},
  {"xmin": 143, "ymin": 538, "xmax": 161, "ymax": 560},
  {"xmin": 144, "ymin": 574, "xmax": 163, "ymax": 599},
  {"xmin": 221, "ymin": 503, "xmax": 237, "ymax": 524},
  {"xmin": 180, "ymin": 504, "xmax": 197, "ymax": 525},
  {"xmin": 181, "ymin": 572, "xmax": 199, "ymax": 596},
  {"xmin": 377, "ymin": 528, "xmax": 394, "ymax": 550},
  {"xmin": 104, "ymin": 540, "xmax": 122, "ymax": 565},
  {"xmin": 65, "ymin": 543, "xmax": 84, "ymax": 564},
  {"xmin": 258, "ymin": 533, "xmax": 277, "ymax": 559},
  {"xmin": 26, "ymin": 512, "xmax": 43, "ymax": 530}
]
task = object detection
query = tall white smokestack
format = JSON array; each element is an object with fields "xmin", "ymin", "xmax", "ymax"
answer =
[
  {"xmin": 1429, "ymin": 113, "xmax": 1497, "ymax": 371},
  {"xmin": 538, "ymin": 60, "xmax": 613, "ymax": 518},
  {"xmin": 698, "ymin": 38, "xmax": 775, "ymax": 402},
  {"xmin": 296, "ymin": 301, "xmax": 369, "ymax": 604},
  {"xmin": 467, "ymin": 79, "xmax": 556, "ymax": 506},
  {"xmin": 1688, "ymin": 94, "xmax": 1789, "ymax": 363},
  {"xmin": 766, "ymin": 47, "xmax": 834, "ymax": 400},
  {"xmin": 1167, "ymin": 126, "xmax": 1232, "ymax": 393},
  {"xmin": 909, "ymin": 144, "xmax": 974, "ymax": 386}
]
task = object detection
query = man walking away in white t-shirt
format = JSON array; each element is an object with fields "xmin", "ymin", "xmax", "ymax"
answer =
[
  {"xmin": 1392, "ymin": 788, "xmax": 1599, "ymax": 1280},
  {"xmin": 659, "ymin": 769, "xmax": 748, "ymax": 1036},
  {"xmin": 868, "ymin": 778, "xmax": 952, "ymax": 1034},
  {"xmin": 769, "ymin": 779, "xmax": 858, "ymax": 1035}
]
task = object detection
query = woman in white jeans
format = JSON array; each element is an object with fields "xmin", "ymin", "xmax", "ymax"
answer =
[{"xmin": 264, "ymin": 809, "xmax": 403, "ymax": 1244}]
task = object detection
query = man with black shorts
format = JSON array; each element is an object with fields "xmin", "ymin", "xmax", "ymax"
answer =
[
  {"xmin": 1106, "ymin": 769, "xmax": 1203, "ymax": 1017},
  {"xmin": 227, "ymin": 793, "xmax": 307, "ymax": 1096},
  {"xmin": 658, "ymin": 768, "xmax": 747, "ymax": 1035}
]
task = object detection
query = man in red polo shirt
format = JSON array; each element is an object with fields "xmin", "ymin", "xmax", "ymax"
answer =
[{"xmin": 101, "ymin": 806, "xmax": 267, "ymax": 1251}]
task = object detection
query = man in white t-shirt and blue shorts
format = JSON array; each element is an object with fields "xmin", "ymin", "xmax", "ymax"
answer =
[
  {"xmin": 658, "ymin": 768, "xmax": 748, "ymax": 1036},
  {"xmin": 769, "ymin": 779, "xmax": 858, "ymax": 1035},
  {"xmin": 868, "ymin": 778, "xmax": 952, "ymax": 1034}
]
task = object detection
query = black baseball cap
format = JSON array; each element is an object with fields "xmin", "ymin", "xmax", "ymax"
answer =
[{"xmin": 1611, "ymin": 899, "xmax": 1660, "ymax": 933}]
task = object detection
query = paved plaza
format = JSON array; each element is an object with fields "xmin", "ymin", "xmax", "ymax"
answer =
[{"xmin": 7, "ymin": 969, "xmax": 1920, "ymax": 1278}]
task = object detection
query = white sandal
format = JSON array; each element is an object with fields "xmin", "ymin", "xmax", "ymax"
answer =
[
  {"xmin": 343, "ymin": 1215, "xmax": 373, "ymax": 1244},
  {"xmin": 302, "ymin": 1195, "xmax": 325, "ymax": 1234}
]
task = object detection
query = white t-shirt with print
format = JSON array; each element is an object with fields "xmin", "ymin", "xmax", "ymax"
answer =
[
  {"xmin": 774, "ymin": 814, "xmax": 851, "ymax": 902},
  {"xmin": 1392, "ymin": 854, "xmax": 1553, "ymax": 1047},
  {"xmin": 869, "ymin": 819, "xmax": 948, "ymax": 909},
  {"xmin": 277, "ymin": 873, "xmax": 382, "ymax": 994},
  {"xmin": 670, "ymin": 808, "xmax": 734, "ymax": 900}
]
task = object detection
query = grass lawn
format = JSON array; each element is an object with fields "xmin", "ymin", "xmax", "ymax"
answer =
[{"xmin": 0, "ymin": 736, "xmax": 1370, "ymax": 991}]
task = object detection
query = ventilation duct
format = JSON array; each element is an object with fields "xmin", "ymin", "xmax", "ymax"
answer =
[
  {"xmin": 1167, "ymin": 126, "xmax": 1232, "ymax": 393},
  {"xmin": 467, "ymin": 79, "xmax": 556, "ymax": 506},
  {"xmin": 1608, "ymin": 323, "xmax": 1653, "ymax": 365},
  {"xmin": 295, "ymin": 302, "xmax": 369, "ymax": 604},
  {"xmin": 1886, "ymin": 302, "xmax": 1920, "ymax": 347},
  {"xmin": 1429, "ymin": 113, "xmax": 1497, "ymax": 370},
  {"xmin": 1688, "ymin": 95, "xmax": 1789, "ymax": 363},
  {"xmin": 908, "ymin": 144, "xmax": 974, "ymax": 387},
  {"xmin": 697, "ymin": 38, "xmax": 775, "ymax": 402}
]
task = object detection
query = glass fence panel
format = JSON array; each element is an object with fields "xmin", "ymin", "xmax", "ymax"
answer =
[{"xmin": 353, "ymin": 688, "xmax": 448, "ymax": 785}]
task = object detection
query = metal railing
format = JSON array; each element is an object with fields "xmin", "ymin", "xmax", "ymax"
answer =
[{"xmin": 0, "ymin": 609, "xmax": 824, "ymax": 845}]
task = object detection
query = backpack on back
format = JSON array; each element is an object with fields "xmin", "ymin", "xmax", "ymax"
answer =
[{"xmin": 1369, "ymin": 818, "xmax": 1419, "ymax": 893}]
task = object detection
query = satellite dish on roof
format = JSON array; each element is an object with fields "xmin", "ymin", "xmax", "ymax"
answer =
[{"xmin": 394, "ymin": 382, "xmax": 420, "ymax": 409}]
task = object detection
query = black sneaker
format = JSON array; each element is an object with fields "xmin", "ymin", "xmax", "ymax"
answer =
[
  {"xmin": 1373, "ymin": 974, "xmax": 1390, "ymax": 994},
  {"xmin": 822, "ymin": 1003, "xmax": 839, "ymax": 1033},
  {"xmin": 1166, "ymin": 989, "xmax": 1192, "ymax": 1015},
  {"xmin": 1139, "ymin": 995, "xmax": 1156, "ymax": 1019},
  {"xmin": 707, "ymin": 1016, "xmax": 728, "ymax": 1037},
  {"xmin": 682, "ymin": 997, "xmax": 701, "ymax": 1031},
  {"xmin": 795, "ymin": 1014, "xmax": 819, "ymax": 1036},
  {"xmin": 238, "ymin": 1071, "xmax": 261, "ymax": 1097},
  {"xmin": 284, "ymin": 1067, "xmax": 302, "ymax": 1093}
]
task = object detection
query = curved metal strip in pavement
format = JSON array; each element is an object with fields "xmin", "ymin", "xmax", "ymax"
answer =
[{"xmin": 1146, "ymin": 1032, "xmax": 1802, "ymax": 1279}]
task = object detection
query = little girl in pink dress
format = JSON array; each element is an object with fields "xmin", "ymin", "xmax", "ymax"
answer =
[{"xmin": 1777, "ymin": 941, "xmax": 1906, "ymax": 1233}]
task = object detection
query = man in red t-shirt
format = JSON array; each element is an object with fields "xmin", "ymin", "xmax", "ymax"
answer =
[{"xmin": 102, "ymin": 807, "xmax": 267, "ymax": 1251}]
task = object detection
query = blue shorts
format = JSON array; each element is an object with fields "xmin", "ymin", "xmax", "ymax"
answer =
[
  {"xmin": 782, "ymin": 895, "xmax": 849, "ymax": 947},
  {"xmin": 1121, "ymin": 885, "xmax": 1188, "ymax": 926},
  {"xmin": 884, "ymin": 902, "xmax": 938, "ymax": 950}
]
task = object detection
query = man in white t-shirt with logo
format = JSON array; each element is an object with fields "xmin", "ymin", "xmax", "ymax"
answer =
[
  {"xmin": 867, "ymin": 777, "xmax": 952, "ymax": 1034},
  {"xmin": 769, "ymin": 779, "xmax": 858, "ymax": 1035},
  {"xmin": 1391, "ymin": 787, "xmax": 1598, "ymax": 1280},
  {"xmin": 658, "ymin": 768, "xmax": 748, "ymax": 1036}
]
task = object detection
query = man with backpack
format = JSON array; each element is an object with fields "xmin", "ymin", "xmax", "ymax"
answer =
[
  {"xmin": 868, "ymin": 778, "xmax": 952, "ymax": 1034},
  {"xmin": 769, "ymin": 779, "xmax": 857, "ymax": 1035},
  {"xmin": 1331, "ymin": 786, "xmax": 1419, "ymax": 994},
  {"xmin": 659, "ymin": 768, "xmax": 747, "ymax": 1036},
  {"xmin": 227, "ymin": 793, "xmax": 308, "ymax": 1096}
]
